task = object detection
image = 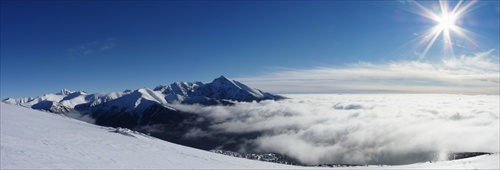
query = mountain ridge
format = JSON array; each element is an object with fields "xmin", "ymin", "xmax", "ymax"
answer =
[{"xmin": 2, "ymin": 76, "xmax": 285, "ymax": 128}]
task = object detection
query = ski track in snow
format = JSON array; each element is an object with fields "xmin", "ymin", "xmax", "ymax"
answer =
[{"xmin": 1, "ymin": 102, "xmax": 499, "ymax": 169}]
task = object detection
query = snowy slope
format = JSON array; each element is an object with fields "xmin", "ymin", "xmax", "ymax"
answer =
[
  {"xmin": 1, "ymin": 102, "xmax": 498, "ymax": 169},
  {"xmin": 0, "ymin": 102, "xmax": 297, "ymax": 169}
]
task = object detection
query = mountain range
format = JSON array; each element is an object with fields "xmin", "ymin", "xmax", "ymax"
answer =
[{"xmin": 3, "ymin": 76, "xmax": 285, "ymax": 127}]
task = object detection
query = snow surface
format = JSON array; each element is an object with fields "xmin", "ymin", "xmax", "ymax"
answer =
[
  {"xmin": 1, "ymin": 102, "xmax": 498, "ymax": 169},
  {"xmin": 0, "ymin": 103, "xmax": 296, "ymax": 169}
]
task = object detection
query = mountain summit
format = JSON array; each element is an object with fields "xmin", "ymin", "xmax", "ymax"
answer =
[
  {"xmin": 155, "ymin": 76, "xmax": 284, "ymax": 105},
  {"xmin": 203, "ymin": 76, "xmax": 279, "ymax": 101}
]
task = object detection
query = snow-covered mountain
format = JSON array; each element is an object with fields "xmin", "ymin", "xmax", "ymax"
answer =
[
  {"xmin": 154, "ymin": 76, "xmax": 285, "ymax": 104},
  {"xmin": 2, "ymin": 76, "xmax": 285, "ymax": 128},
  {"xmin": 2, "ymin": 102, "xmax": 498, "ymax": 169},
  {"xmin": 4, "ymin": 76, "xmax": 284, "ymax": 113}
]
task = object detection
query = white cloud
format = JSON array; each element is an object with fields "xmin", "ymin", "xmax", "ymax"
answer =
[
  {"xmin": 237, "ymin": 50, "xmax": 499, "ymax": 94},
  {"xmin": 173, "ymin": 94, "xmax": 500, "ymax": 165}
]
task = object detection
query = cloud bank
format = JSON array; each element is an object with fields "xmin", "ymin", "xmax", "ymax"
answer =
[
  {"xmin": 237, "ymin": 50, "xmax": 499, "ymax": 94},
  {"xmin": 173, "ymin": 94, "xmax": 499, "ymax": 165}
]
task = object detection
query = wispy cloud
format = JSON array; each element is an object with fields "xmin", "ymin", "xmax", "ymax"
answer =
[
  {"xmin": 237, "ymin": 50, "xmax": 499, "ymax": 94},
  {"xmin": 66, "ymin": 38, "xmax": 117, "ymax": 56}
]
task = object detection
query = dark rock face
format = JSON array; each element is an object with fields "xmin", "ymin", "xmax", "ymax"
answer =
[
  {"xmin": 32, "ymin": 101, "xmax": 71, "ymax": 113},
  {"xmin": 197, "ymin": 76, "xmax": 278, "ymax": 102},
  {"xmin": 211, "ymin": 150, "xmax": 302, "ymax": 165},
  {"xmin": 447, "ymin": 152, "xmax": 491, "ymax": 160}
]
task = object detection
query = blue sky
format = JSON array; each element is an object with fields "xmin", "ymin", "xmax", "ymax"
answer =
[{"xmin": 1, "ymin": 1, "xmax": 499, "ymax": 98}]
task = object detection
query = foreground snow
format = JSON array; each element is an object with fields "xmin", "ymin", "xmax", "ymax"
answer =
[
  {"xmin": 0, "ymin": 103, "xmax": 296, "ymax": 169},
  {"xmin": 1, "ymin": 102, "xmax": 498, "ymax": 169}
]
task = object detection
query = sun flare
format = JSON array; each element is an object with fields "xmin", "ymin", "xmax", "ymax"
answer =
[
  {"xmin": 437, "ymin": 13, "xmax": 457, "ymax": 31},
  {"xmin": 411, "ymin": 0, "xmax": 477, "ymax": 59}
]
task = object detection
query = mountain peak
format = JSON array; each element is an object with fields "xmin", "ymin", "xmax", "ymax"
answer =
[
  {"xmin": 56, "ymin": 89, "xmax": 75, "ymax": 95},
  {"xmin": 213, "ymin": 76, "xmax": 230, "ymax": 82},
  {"xmin": 56, "ymin": 89, "xmax": 87, "ymax": 96},
  {"xmin": 210, "ymin": 76, "xmax": 242, "ymax": 89},
  {"xmin": 199, "ymin": 76, "xmax": 286, "ymax": 102}
]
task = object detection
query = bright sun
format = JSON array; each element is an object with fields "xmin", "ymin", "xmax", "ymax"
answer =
[
  {"xmin": 411, "ymin": 0, "xmax": 477, "ymax": 58},
  {"xmin": 437, "ymin": 13, "xmax": 457, "ymax": 30}
]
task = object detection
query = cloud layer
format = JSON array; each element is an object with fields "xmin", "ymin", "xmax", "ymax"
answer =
[
  {"xmin": 237, "ymin": 50, "xmax": 499, "ymax": 94},
  {"xmin": 173, "ymin": 94, "xmax": 499, "ymax": 165}
]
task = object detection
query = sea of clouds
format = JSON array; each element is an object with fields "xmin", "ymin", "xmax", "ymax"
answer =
[{"xmin": 173, "ymin": 94, "xmax": 499, "ymax": 165}]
